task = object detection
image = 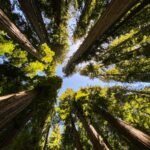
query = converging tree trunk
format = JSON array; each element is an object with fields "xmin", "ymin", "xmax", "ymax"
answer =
[
  {"xmin": 51, "ymin": 0, "xmax": 62, "ymax": 26},
  {"xmin": 70, "ymin": 114, "xmax": 84, "ymax": 150},
  {"xmin": 0, "ymin": 109, "xmax": 32, "ymax": 149},
  {"xmin": 64, "ymin": 0, "xmax": 139, "ymax": 75},
  {"xmin": 74, "ymin": 103, "xmax": 109, "ymax": 150},
  {"xmin": 0, "ymin": 90, "xmax": 37, "ymax": 130},
  {"xmin": 94, "ymin": 107, "xmax": 150, "ymax": 150},
  {"xmin": 0, "ymin": 9, "xmax": 41, "ymax": 59},
  {"xmin": 18, "ymin": 0, "xmax": 50, "ymax": 45}
]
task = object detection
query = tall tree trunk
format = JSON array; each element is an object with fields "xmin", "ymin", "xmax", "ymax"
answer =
[
  {"xmin": 0, "ymin": 9, "xmax": 41, "ymax": 59},
  {"xmin": 74, "ymin": 103, "xmax": 109, "ymax": 150},
  {"xmin": 18, "ymin": 0, "xmax": 50, "ymax": 45},
  {"xmin": 94, "ymin": 107, "xmax": 150, "ymax": 150},
  {"xmin": 70, "ymin": 114, "xmax": 84, "ymax": 150},
  {"xmin": 64, "ymin": 0, "xmax": 139, "ymax": 75},
  {"xmin": 43, "ymin": 110, "xmax": 55, "ymax": 150},
  {"xmin": 91, "ymin": 121, "xmax": 113, "ymax": 150},
  {"xmin": 0, "ymin": 90, "xmax": 37, "ymax": 129},
  {"xmin": 43, "ymin": 124, "xmax": 51, "ymax": 150},
  {"xmin": 51, "ymin": 0, "xmax": 62, "ymax": 26},
  {"xmin": 0, "ymin": 109, "xmax": 32, "ymax": 149}
]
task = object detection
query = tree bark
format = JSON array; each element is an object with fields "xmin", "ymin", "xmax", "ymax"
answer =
[
  {"xmin": 51, "ymin": 0, "xmax": 62, "ymax": 26},
  {"xmin": 70, "ymin": 115, "xmax": 84, "ymax": 150},
  {"xmin": 0, "ymin": 9, "xmax": 41, "ymax": 59},
  {"xmin": 0, "ymin": 90, "xmax": 37, "ymax": 130},
  {"xmin": 64, "ymin": 0, "xmax": 139, "ymax": 75},
  {"xmin": 18, "ymin": 0, "xmax": 50, "ymax": 45},
  {"xmin": 94, "ymin": 107, "xmax": 150, "ymax": 150},
  {"xmin": 74, "ymin": 103, "xmax": 109, "ymax": 150},
  {"xmin": 0, "ymin": 109, "xmax": 32, "ymax": 149}
]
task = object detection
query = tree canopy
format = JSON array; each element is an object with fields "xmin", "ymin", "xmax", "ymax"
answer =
[{"xmin": 0, "ymin": 0, "xmax": 150, "ymax": 149}]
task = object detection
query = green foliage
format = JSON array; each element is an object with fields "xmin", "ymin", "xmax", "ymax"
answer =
[
  {"xmin": 48, "ymin": 125, "xmax": 61, "ymax": 150},
  {"xmin": 10, "ymin": 49, "xmax": 28, "ymax": 67},
  {"xmin": 58, "ymin": 88, "xmax": 75, "ymax": 120},
  {"xmin": 40, "ymin": 43, "xmax": 55, "ymax": 63},
  {"xmin": 58, "ymin": 86, "xmax": 150, "ymax": 149},
  {"xmin": 67, "ymin": 1, "xmax": 150, "ymax": 75},
  {"xmin": 1, "ymin": 1, "xmax": 150, "ymax": 149},
  {"xmin": 0, "ymin": 41, "xmax": 15, "ymax": 55},
  {"xmin": 24, "ymin": 61, "xmax": 45, "ymax": 78},
  {"xmin": 79, "ymin": 25, "xmax": 150, "ymax": 82},
  {"xmin": 73, "ymin": 0, "xmax": 107, "ymax": 40}
]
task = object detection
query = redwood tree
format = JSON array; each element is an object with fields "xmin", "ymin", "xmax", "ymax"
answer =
[
  {"xmin": 0, "ymin": 9, "xmax": 41, "ymax": 59},
  {"xmin": 94, "ymin": 106, "xmax": 150, "ymax": 150},
  {"xmin": 74, "ymin": 102, "xmax": 109, "ymax": 150}
]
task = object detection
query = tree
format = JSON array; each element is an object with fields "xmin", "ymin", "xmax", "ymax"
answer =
[
  {"xmin": 93, "ymin": 107, "xmax": 150, "ymax": 150},
  {"xmin": 74, "ymin": 102, "xmax": 109, "ymax": 150},
  {"xmin": 64, "ymin": 86, "xmax": 150, "ymax": 149},
  {"xmin": 63, "ymin": 0, "xmax": 139, "ymax": 75},
  {"xmin": 18, "ymin": 0, "xmax": 50, "ymax": 45},
  {"xmin": 0, "ymin": 90, "xmax": 37, "ymax": 148},
  {"xmin": 70, "ymin": 114, "xmax": 84, "ymax": 150},
  {"xmin": 0, "ymin": 9, "xmax": 41, "ymax": 59},
  {"xmin": 0, "ymin": 76, "xmax": 62, "ymax": 150},
  {"xmin": 58, "ymin": 88, "xmax": 109, "ymax": 150},
  {"xmin": 0, "ymin": 90, "xmax": 37, "ymax": 130},
  {"xmin": 47, "ymin": 125, "xmax": 61, "ymax": 150}
]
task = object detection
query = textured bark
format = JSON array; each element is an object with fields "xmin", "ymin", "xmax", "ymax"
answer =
[
  {"xmin": 0, "ymin": 109, "xmax": 32, "ymax": 149},
  {"xmin": 75, "ymin": 103, "xmax": 109, "ymax": 150},
  {"xmin": 70, "ymin": 115, "xmax": 84, "ymax": 150},
  {"xmin": 51, "ymin": 0, "xmax": 62, "ymax": 26},
  {"xmin": 95, "ymin": 107, "xmax": 150, "ymax": 150},
  {"xmin": 18, "ymin": 0, "xmax": 50, "ymax": 45},
  {"xmin": 64, "ymin": 0, "xmax": 139, "ymax": 75},
  {"xmin": 43, "ymin": 124, "xmax": 51, "ymax": 150},
  {"xmin": 0, "ymin": 9, "xmax": 41, "ymax": 59},
  {"xmin": 0, "ymin": 90, "xmax": 37, "ymax": 130}
]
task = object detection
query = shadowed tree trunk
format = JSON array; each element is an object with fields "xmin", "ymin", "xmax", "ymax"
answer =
[
  {"xmin": 51, "ymin": 0, "xmax": 62, "ymax": 26},
  {"xmin": 74, "ymin": 103, "xmax": 109, "ymax": 150},
  {"xmin": 18, "ymin": 0, "xmax": 50, "ymax": 45},
  {"xmin": 43, "ymin": 124, "xmax": 51, "ymax": 150},
  {"xmin": 70, "ymin": 114, "xmax": 84, "ymax": 150},
  {"xmin": 0, "ymin": 90, "xmax": 37, "ymax": 130},
  {"xmin": 0, "ymin": 9, "xmax": 41, "ymax": 59},
  {"xmin": 0, "ymin": 109, "xmax": 32, "ymax": 149},
  {"xmin": 94, "ymin": 106, "xmax": 150, "ymax": 150}
]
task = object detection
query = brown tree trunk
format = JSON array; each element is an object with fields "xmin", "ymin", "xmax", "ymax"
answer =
[
  {"xmin": 43, "ymin": 124, "xmax": 51, "ymax": 150},
  {"xmin": 51, "ymin": 0, "xmax": 62, "ymax": 26},
  {"xmin": 70, "ymin": 115, "xmax": 84, "ymax": 150},
  {"xmin": 0, "ymin": 90, "xmax": 37, "ymax": 129},
  {"xmin": 94, "ymin": 107, "xmax": 150, "ymax": 150},
  {"xmin": 64, "ymin": 0, "xmax": 139, "ymax": 75},
  {"xmin": 18, "ymin": 0, "xmax": 50, "ymax": 45},
  {"xmin": 74, "ymin": 103, "xmax": 109, "ymax": 150},
  {"xmin": 0, "ymin": 109, "xmax": 32, "ymax": 149},
  {"xmin": 0, "ymin": 9, "xmax": 41, "ymax": 59}
]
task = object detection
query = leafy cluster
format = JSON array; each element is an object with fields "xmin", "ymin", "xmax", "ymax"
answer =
[{"xmin": 56, "ymin": 86, "xmax": 150, "ymax": 149}]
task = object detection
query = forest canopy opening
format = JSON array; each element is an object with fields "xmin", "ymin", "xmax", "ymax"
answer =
[{"xmin": 0, "ymin": 0, "xmax": 150, "ymax": 150}]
